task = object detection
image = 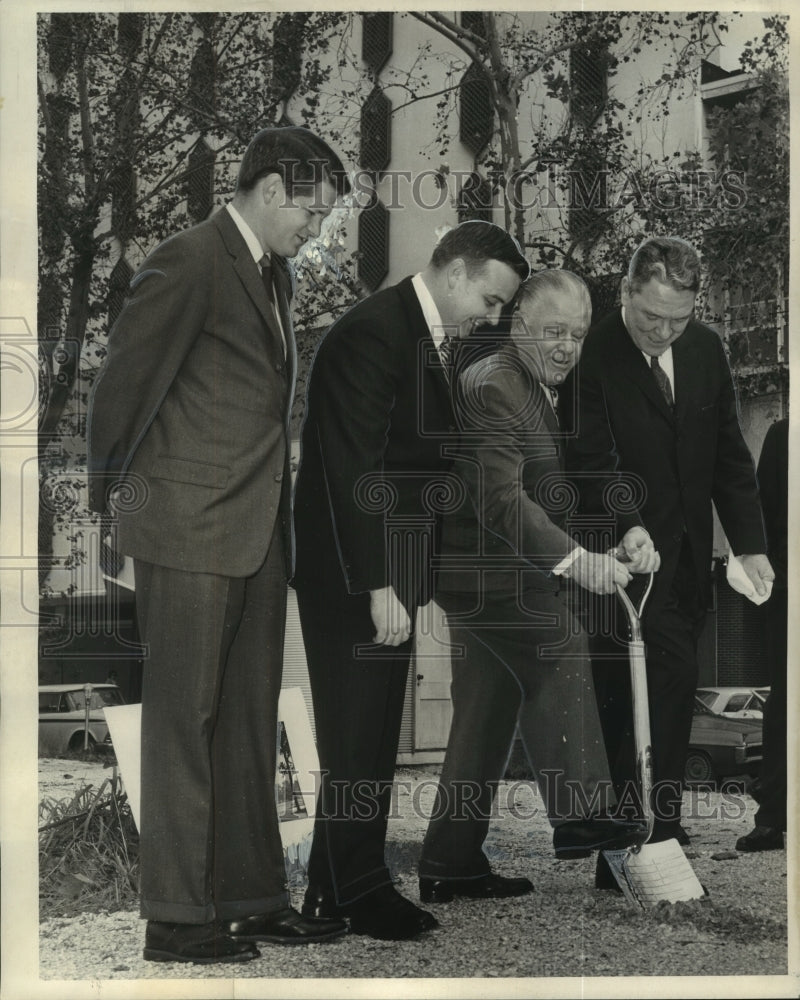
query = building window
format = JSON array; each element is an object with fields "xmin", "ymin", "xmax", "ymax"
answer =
[
  {"xmin": 360, "ymin": 85, "xmax": 392, "ymax": 175},
  {"xmin": 570, "ymin": 44, "xmax": 608, "ymax": 128},
  {"xmin": 186, "ymin": 138, "xmax": 215, "ymax": 222},
  {"xmin": 362, "ymin": 13, "xmax": 393, "ymax": 76},
  {"xmin": 108, "ymin": 257, "xmax": 134, "ymax": 328},
  {"xmin": 459, "ymin": 63, "xmax": 493, "ymax": 156},
  {"xmin": 358, "ymin": 197, "xmax": 389, "ymax": 291},
  {"xmin": 457, "ymin": 172, "xmax": 493, "ymax": 223}
]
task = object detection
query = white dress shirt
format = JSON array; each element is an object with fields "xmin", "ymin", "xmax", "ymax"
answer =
[{"xmin": 227, "ymin": 203, "xmax": 286, "ymax": 357}]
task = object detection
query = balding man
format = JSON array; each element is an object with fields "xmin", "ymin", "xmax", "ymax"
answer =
[{"xmin": 418, "ymin": 271, "xmax": 646, "ymax": 904}]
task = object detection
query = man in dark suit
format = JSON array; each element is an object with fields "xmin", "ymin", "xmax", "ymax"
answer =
[
  {"xmin": 418, "ymin": 270, "xmax": 649, "ymax": 903},
  {"xmin": 736, "ymin": 415, "xmax": 788, "ymax": 852},
  {"xmin": 87, "ymin": 127, "xmax": 350, "ymax": 963},
  {"xmin": 293, "ymin": 221, "xmax": 530, "ymax": 940},
  {"xmin": 560, "ymin": 236, "xmax": 773, "ymax": 877}
]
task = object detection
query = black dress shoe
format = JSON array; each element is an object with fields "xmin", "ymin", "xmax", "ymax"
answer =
[
  {"xmin": 736, "ymin": 825, "xmax": 785, "ymax": 852},
  {"xmin": 222, "ymin": 906, "xmax": 347, "ymax": 944},
  {"xmin": 553, "ymin": 818, "xmax": 646, "ymax": 859},
  {"xmin": 419, "ymin": 872, "xmax": 533, "ymax": 903},
  {"xmin": 301, "ymin": 884, "xmax": 341, "ymax": 920},
  {"xmin": 346, "ymin": 885, "xmax": 439, "ymax": 940},
  {"xmin": 143, "ymin": 920, "xmax": 259, "ymax": 964}
]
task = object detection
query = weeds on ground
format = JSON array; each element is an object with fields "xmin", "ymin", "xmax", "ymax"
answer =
[{"xmin": 39, "ymin": 772, "xmax": 139, "ymax": 919}]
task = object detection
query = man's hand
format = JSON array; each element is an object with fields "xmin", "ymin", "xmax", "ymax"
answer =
[
  {"xmin": 738, "ymin": 553, "xmax": 775, "ymax": 597},
  {"xmin": 617, "ymin": 526, "xmax": 661, "ymax": 574},
  {"xmin": 369, "ymin": 585, "xmax": 412, "ymax": 646},
  {"xmin": 566, "ymin": 551, "xmax": 632, "ymax": 595}
]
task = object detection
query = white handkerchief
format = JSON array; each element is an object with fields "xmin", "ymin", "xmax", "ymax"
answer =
[{"xmin": 726, "ymin": 552, "xmax": 773, "ymax": 605}]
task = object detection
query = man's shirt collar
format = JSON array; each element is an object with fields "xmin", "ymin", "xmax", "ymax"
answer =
[{"xmin": 227, "ymin": 203, "xmax": 265, "ymax": 265}]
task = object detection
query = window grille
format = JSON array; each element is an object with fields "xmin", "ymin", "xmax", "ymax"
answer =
[
  {"xmin": 457, "ymin": 172, "xmax": 493, "ymax": 222},
  {"xmin": 272, "ymin": 13, "xmax": 304, "ymax": 104},
  {"xmin": 117, "ymin": 13, "xmax": 143, "ymax": 59},
  {"xmin": 362, "ymin": 13, "xmax": 393, "ymax": 76},
  {"xmin": 110, "ymin": 163, "xmax": 137, "ymax": 241},
  {"xmin": 360, "ymin": 85, "xmax": 392, "ymax": 174},
  {"xmin": 459, "ymin": 63, "xmax": 493, "ymax": 155},
  {"xmin": 358, "ymin": 197, "xmax": 389, "ymax": 291},
  {"xmin": 570, "ymin": 45, "xmax": 608, "ymax": 127},
  {"xmin": 108, "ymin": 258, "xmax": 134, "ymax": 328},
  {"xmin": 186, "ymin": 139, "xmax": 215, "ymax": 222},
  {"xmin": 461, "ymin": 12, "xmax": 487, "ymax": 37}
]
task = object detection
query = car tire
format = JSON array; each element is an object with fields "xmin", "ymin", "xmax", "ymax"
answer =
[
  {"xmin": 685, "ymin": 749, "xmax": 714, "ymax": 784},
  {"xmin": 68, "ymin": 732, "xmax": 97, "ymax": 752}
]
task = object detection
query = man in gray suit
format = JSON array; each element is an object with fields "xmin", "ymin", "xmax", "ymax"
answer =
[
  {"xmin": 88, "ymin": 127, "xmax": 349, "ymax": 964},
  {"xmin": 419, "ymin": 271, "xmax": 652, "ymax": 901}
]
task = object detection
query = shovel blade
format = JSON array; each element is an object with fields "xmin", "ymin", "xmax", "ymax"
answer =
[{"xmin": 602, "ymin": 840, "xmax": 706, "ymax": 908}]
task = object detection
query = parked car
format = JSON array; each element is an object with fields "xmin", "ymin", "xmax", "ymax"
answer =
[
  {"xmin": 695, "ymin": 686, "xmax": 769, "ymax": 720},
  {"xmin": 685, "ymin": 696, "xmax": 763, "ymax": 785},
  {"xmin": 38, "ymin": 683, "xmax": 126, "ymax": 755}
]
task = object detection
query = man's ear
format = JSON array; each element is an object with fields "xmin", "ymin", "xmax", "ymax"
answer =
[
  {"xmin": 620, "ymin": 275, "xmax": 631, "ymax": 305},
  {"xmin": 258, "ymin": 173, "xmax": 284, "ymax": 206},
  {"xmin": 446, "ymin": 257, "xmax": 467, "ymax": 290}
]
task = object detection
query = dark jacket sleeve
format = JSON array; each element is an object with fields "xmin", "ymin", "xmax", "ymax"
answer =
[
  {"xmin": 308, "ymin": 315, "xmax": 400, "ymax": 594},
  {"xmin": 562, "ymin": 344, "xmax": 644, "ymax": 538},
  {"xmin": 86, "ymin": 233, "xmax": 211, "ymax": 514},
  {"xmin": 459, "ymin": 373, "xmax": 575, "ymax": 569}
]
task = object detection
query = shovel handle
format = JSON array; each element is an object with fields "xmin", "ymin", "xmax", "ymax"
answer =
[{"xmin": 612, "ymin": 567, "xmax": 656, "ymax": 847}]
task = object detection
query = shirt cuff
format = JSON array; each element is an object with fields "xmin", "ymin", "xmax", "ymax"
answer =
[{"xmin": 552, "ymin": 546, "xmax": 585, "ymax": 576}]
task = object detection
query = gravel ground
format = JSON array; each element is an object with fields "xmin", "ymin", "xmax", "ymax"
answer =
[{"xmin": 37, "ymin": 759, "xmax": 792, "ymax": 993}]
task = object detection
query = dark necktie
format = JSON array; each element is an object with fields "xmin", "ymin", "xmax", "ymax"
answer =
[
  {"xmin": 259, "ymin": 254, "xmax": 286, "ymax": 358},
  {"xmin": 438, "ymin": 334, "xmax": 454, "ymax": 383},
  {"xmin": 545, "ymin": 385, "xmax": 559, "ymax": 419},
  {"xmin": 650, "ymin": 354, "xmax": 674, "ymax": 408}
]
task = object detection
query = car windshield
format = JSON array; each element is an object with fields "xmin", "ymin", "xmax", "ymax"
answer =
[
  {"xmin": 67, "ymin": 687, "xmax": 125, "ymax": 711},
  {"xmin": 696, "ymin": 691, "xmax": 717, "ymax": 709},
  {"xmin": 693, "ymin": 697, "xmax": 715, "ymax": 716}
]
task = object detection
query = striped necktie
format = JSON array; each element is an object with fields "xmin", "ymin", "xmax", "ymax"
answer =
[{"xmin": 650, "ymin": 354, "xmax": 674, "ymax": 408}]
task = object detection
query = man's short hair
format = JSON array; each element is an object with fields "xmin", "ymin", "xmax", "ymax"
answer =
[
  {"xmin": 628, "ymin": 236, "xmax": 701, "ymax": 294},
  {"xmin": 430, "ymin": 221, "xmax": 530, "ymax": 281},
  {"xmin": 236, "ymin": 126, "xmax": 350, "ymax": 198},
  {"xmin": 515, "ymin": 269, "xmax": 590, "ymax": 316}
]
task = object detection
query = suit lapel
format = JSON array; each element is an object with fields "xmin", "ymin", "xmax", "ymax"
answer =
[
  {"xmin": 397, "ymin": 276, "xmax": 455, "ymax": 413},
  {"xmin": 610, "ymin": 311, "xmax": 675, "ymax": 424},
  {"xmin": 671, "ymin": 324, "xmax": 700, "ymax": 427},
  {"xmin": 213, "ymin": 209, "xmax": 287, "ymax": 361}
]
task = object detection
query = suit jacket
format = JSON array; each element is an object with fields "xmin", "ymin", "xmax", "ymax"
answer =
[
  {"xmin": 560, "ymin": 308, "xmax": 766, "ymax": 610},
  {"xmin": 87, "ymin": 208, "xmax": 296, "ymax": 578},
  {"xmin": 437, "ymin": 343, "xmax": 577, "ymax": 598},
  {"xmin": 293, "ymin": 276, "xmax": 455, "ymax": 612}
]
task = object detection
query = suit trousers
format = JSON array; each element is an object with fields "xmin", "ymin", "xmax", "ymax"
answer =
[
  {"xmin": 591, "ymin": 538, "xmax": 705, "ymax": 838},
  {"xmin": 419, "ymin": 585, "xmax": 614, "ymax": 880},
  {"xmin": 133, "ymin": 528, "xmax": 289, "ymax": 924},
  {"xmin": 295, "ymin": 581, "xmax": 411, "ymax": 905},
  {"xmin": 754, "ymin": 587, "xmax": 787, "ymax": 831}
]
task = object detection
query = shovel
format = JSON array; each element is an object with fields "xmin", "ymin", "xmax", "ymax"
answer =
[{"xmin": 601, "ymin": 570, "xmax": 706, "ymax": 907}]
